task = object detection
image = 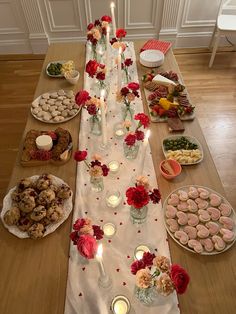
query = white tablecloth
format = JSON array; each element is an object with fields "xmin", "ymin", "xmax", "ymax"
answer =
[{"xmin": 64, "ymin": 42, "xmax": 179, "ymax": 314}]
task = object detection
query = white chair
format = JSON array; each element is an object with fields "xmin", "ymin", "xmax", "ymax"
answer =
[{"xmin": 209, "ymin": 0, "xmax": 236, "ymax": 67}]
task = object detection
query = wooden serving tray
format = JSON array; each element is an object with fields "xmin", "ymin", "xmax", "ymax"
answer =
[{"xmin": 20, "ymin": 128, "xmax": 72, "ymax": 167}]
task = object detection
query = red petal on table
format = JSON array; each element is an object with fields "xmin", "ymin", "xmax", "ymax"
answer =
[
  {"xmin": 123, "ymin": 202, "xmax": 126, "ymax": 205},
  {"xmin": 82, "ymin": 267, "xmax": 86, "ymax": 271},
  {"xmin": 116, "ymin": 268, "xmax": 120, "ymax": 272},
  {"xmin": 96, "ymin": 197, "xmax": 99, "ymax": 200},
  {"xmin": 84, "ymin": 184, "xmax": 87, "ymax": 186},
  {"xmin": 114, "ymin": 212, "xmax": 117, "ymax": 215},
  {"xmin": 87, "ymin": 137, "xmax": 90, "ymax": 139},
  {"xmin": 85, "ymin": 211, "xmax": 88, "ymax": 214},
  {"xmin": 114, "ymin": 143, "xmax": 117, "ymax": 146},
  {"xmin": 137, "ymin": 230, "xmax": 141, "ymax": 233},
  {"xmin": 133, "ymin": 169, "xmax": 136, "ymax": 172},
  {"xmin": 123, "ymin": 282, "xmax": 126, "ymax": 286},
  {"xmin": 155, "ymin": 248, "xmax": 158, "ymax": 252},
  {"xmin": 147, "ymin": 174, "xmax": 150, "ymax": 177},
  {"xmin": 100, "ymin": 219, "xmax": 103, "ymax": 222},
  {"xmin": 127, "ymin": 255, "xmax": 130, "ymax": 259},
  {"xmin": 108, "ymin": 240, "xmax": 111, "ymax": 243},
  {"xmin": 155, "ymin": 218, "xmax": 158, "ymax": 221},
  {"xmin": 79, "ymin": 293, "xmax": 82, "ymax": 296},
  {"xmin": 119, "ymin": 222, "xmax": 123, "ymax": 225},
  {"xmin": 166, "ymin": 238, "xmax": 168, "ymax": 242}
]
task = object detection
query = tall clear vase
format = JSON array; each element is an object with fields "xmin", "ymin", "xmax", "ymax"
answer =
[
  {"xmin": 89, "ymin": 115, "xmax": 102, "ymax": 135},
  {"xmin": 121, "ymin": 103, "xmax": 134, "ymax": 121}
]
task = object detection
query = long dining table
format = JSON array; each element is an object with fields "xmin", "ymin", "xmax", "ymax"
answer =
[{"xmin": 0, "ymin": 41, "xmax": 235, "ymax": 314}]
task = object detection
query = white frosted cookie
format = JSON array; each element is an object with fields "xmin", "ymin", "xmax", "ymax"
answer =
[
  {"xmin": 42, "ymin": 93, "xmax": 50, "ymax": 99},
  {"xmin": 32, "ymin": 107, "xmax": 41, "ymax": 115},
  {"xmin": 37, "ymin": 111, "xmax": 44, "ymax": 118},
  {"xmin": 62, "ymin": 99, "xmax": 70, "ymax": 105},
  {"xmin": 66, "ymin": 90, "xmax": 74, "ymax": 98},
  {"xmin": 58, "ymin": 105, "xmax": 65, "ymax": 112},
  {"xmin": 51, "ymin": 110, "xmax": 60, "ymax": 117},
  {"xmin": 55, "ymin": 100, "xmax": 62, "ymax": 106},
  {"xmin": 42, "ymin": 104, "xmax": 50, "ymax": 111},
  {"xmin": 43, "ymin": 112, "xmax": 52, "ymax": 121},
  {"xmin": 39, "ymin": 99, "xmax": 47, "ymax": 106},
  {"xmin": 47, "ymin": 99, "xmax": 55, "ymax": 105},
  {"xmin": 61, "ymin": 110, "xmax": 68, "ymax": 118},
  {"xmin": 32, "ymin": 102, "xmax": 39, "ymax": 108},
  {"xmin": 58, "ymin": 89, "xmax": 65, "ymax": 96},
  {"xmin": 50, "ymin": 92, "xmax": 58, "ymax": 99},
  {"xmin": 49, "ymin": 105, "xmax": 57, "ymax": 113}
]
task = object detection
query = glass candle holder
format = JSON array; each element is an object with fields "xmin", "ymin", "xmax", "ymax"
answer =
[
  {"xmin": 111, "ymin": 295, "xmax": 131, "ymax": 314},
  {"xmin": 102, "ymin": 222, "xmax": 116, "ymax": 238},
  {"xmin": 113, "ymin": 122, "xmax": 125, "ymax": 139},
  {"xmin": 106, "ymin": 190, "xmax": 122, "ymax": 208},
  {"xmin": 134, "ymin": 245, "xmax": 151, "ymax": 260},
  {"xmin": 108, "ymin": 160, "xmax": 120, "ymax": 174}
]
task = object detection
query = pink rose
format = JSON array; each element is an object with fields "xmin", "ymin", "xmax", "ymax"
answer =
[{"xmin": 77, "ymin": 234, "xmax": 98, "ymax": 259}]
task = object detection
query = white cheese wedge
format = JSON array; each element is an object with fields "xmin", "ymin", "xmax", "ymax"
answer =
[
  {"xmin": 36, "ymin": 135, "xmax": 53, "ymax": 151},
  {"xmin": 153, "ymin": 74, "xmax": 177, "ymax": 86}
]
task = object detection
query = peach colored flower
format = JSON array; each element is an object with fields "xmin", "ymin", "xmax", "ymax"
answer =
[
  {"xmin": 123, "ymin": 120, "xmax": 132, "ymax": 129},
  {"xmin": 136, "ymin": 175, "xmax": 150, "ymax": 190},
  {"xmin": 112, "ymin": 41, "xmax": 126, "ymax": 52},
  {"xmin": 92, "ymin": 154, "xmax": 102, "ymax": 161},
  {"xmin": 136, "ymin": 269, "xmax": 152, "ymax": 289},
  {"xmin": 89, "ymin": 165, "xmax": 103, "ymax": 177},
  {"xmin": 87, "ymin": 97, "xmax": 101, "ymax": 108},
  {"xmin": 153, "ymin": 256, "xmax": 170, "ymax": 273},
  {"xmin": 80, "ymin": 224, "xmax": 94, "ymax": 235},
  {"xmin": 155, "ymin": 273, "xmax": 174, "ymax": 296},
  {"xmin": 127, "ymin": 93, "xmax": 135, "ymax": 102},
  {"xmin": 116, "ymin": 92, "xmax": 124, "ymax": 102},
  {"xmin": 102, "ymin": 21, "xmax": 109, "ymax": 28},
  {"xmin": 91, "ymin": 28, "xmax": 101, "ymax": 40}
]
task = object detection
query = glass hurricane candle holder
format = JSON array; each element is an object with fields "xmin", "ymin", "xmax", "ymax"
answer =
[
  {"xmin": 106, "ymin": 190, "xmax": 122, "ymax": 208},
  {"xmin": 111, "ymin": 295, "xmax": 131, "ymax": 314},
  {"xmin": 134, "ymin": 245, "xmax": 151, "ymax": 260},
  {"xmin": 113, "ymin": 122, "xmax": 125, "ymax": 139},
  {"xmin": 102, "ymin": 222, "xmax": 116, "ymax": 238},
  {"xmin": 108, "ymin": 160, "xmax": 120, "ymax": 174}
]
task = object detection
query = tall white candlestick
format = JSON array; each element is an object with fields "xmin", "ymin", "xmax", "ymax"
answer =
[
  {"xmin": 110, "ymin": 2, "xmax": 117, "ymax": 37},
  {"xmin": 117, "ymin": 47, "xmax": 122, "ymax": 92},
  {"xmin": 96, "ymin": 243, "xmax": 106, "ymax": 277},
  {"xmin": 106, "ymin": 26, "xmax": 110, "ymax": 71},
  {"xmin": 140, "ymin": 129, "xmax": 151, "ymax": 173},
  {"xmin": 100, "ymin": 89, "xmax": 108, "ymax": 147}
]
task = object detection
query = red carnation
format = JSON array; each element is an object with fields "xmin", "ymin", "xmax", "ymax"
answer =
[
  {"xmin": 120, "ymin": 87, "xmax": 129, "ymax": 96},
  {"xmin": 74, "ymin": 150, "xmax": 87, "ymax": 162},
  {"xmin": 135, "ymin": 130, "xmax": 144, "ymax": 141},
  {"xmin": 101, "ymin": 15, "xmax": 112, "ymax": 23},
  {"xmin": 87, "ymin": 23, "xmax": 94, "ymax": 31},
  {"xmin": 92, "ymin": 225, "xmax": 104, "ymax": 240},
  {"xmin": 128, "ymin": 82, "xmax": 140, "ymax": 91},
  {"xmin": 110, "ymin": 37, "xmax": 118, "ymax": 45},
  {"xmin": 94, "ymin": 19, "xmax": 101, "ymax": 26},
  {"xmin": 73, "ymin": 218, "xmax": 86, "ymax": 231},
  {"xmin": 77, "ymin": 234, "xmax": 98, "ymax": 259},
  {"xmin": 86, "ymin": 60, "xmax": 99, "ymax": 78},
  {"xmin": 142, "ymin": 252, "xmax": 156, "ymax": 266},
  {"xmin": 149, "ymin": 188, "xmax": 161, "ymax": 204},
  {"xmin": 126, "ymin": 185, "xmax": 149, "ymax": 209},
  {"xmin": 96, "ymin": 71, "xmax": 105, "ymax": 81},
  {"xmin": 75, "ymin": 90, "xmax": 90, "ymax": 106},
  {"xmin": 170, "ymin": 264, "xmax": 190, "ymax": 294},
  {"xmin": 124, "ymin": 58, "xmax": 133, "ymax": 67},
  {"xmin": 101, "ymin": 164, "xmax": 109, "ymax": 176},
  {"xmin": 124, "ymin": 133, "xmax": 136, "ymax": 146},
  {"xmin": 70, "ymin": 230, "xmax": 79, "ymax": 245},
  {"xmin": 116, "ymin": 28, "xmax": 127, "ymax": 39},
  {"xmin": 134, "ymin": 113, "xmax": 150, "ymax": 128},
  {"xmin": 131, "ymin": 259, "xmax": 146, "ymax": 275},
  {"xmin": 87, "ymin": 103, "xmax": 97, "ymax": 115}
]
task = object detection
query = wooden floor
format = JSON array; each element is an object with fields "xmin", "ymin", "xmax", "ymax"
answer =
[{"xmin": 0, "ymin": 49, "xmax": 236, "ymax": 209}]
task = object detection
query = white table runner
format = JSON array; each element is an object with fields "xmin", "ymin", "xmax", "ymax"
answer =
[{"xmin": 64, "ymin": 42, "xmax": 179, "ymax": 314}]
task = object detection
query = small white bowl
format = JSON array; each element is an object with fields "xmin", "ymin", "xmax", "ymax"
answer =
[
  {"xmin": 64, "ymin": 70, "xmax": 80, "ymax": 85},
  {"xmin": 140, "ymin": 49, "xmax": 164, "ymax": 68}
]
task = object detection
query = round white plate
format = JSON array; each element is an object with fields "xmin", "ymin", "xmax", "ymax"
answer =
[
  {"xmin": 163, "ymin": 185, "xmax": 236, "ymax": 255},
  {"xmin": 162, "ymin": 134, "xmax": 203, "ymax": 165},
  {"xmin": 140, "ymin": 50, "xmax": 164, "ymax": 68},
  {"xmin": 1, "ymin": 175, "xmax": 73, "ymax": 239},
  {"xmin": 31, "ymin": 90, "xmax": 81, "ymax": 124},
  {"xmin": 46, "ymin": 60, "xmax": 66, "ymax": 78}
]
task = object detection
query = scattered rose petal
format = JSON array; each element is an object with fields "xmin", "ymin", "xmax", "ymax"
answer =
[
  {"xmin": 127, "ymin": 255, "xmax": 130, "ymax": 259},
  {"xmin": 138, "ymin": 230, "xmax": 141, "ymax": 233},
  {"xmin": 133, "ymin": 169, "xmax": 136, "ymax": 172},
  {"xmin": 114, "ymin": 212, "xmax": 117, "ymax": 215},
  {"xmin": 117, "ymin": 177, "xmax": 120, "ymax": 180},
  {"xmin": 82, "ymin": 267, "xmax": 86, "ymax": 271},
  {"xmin": 120, "ymin": 222, "xmax": 123, "ymax": 225},
  {"xmin": 155, "ymin": 218, "xmax": 158, "ymax": 221},
  {"xmin": 79, "ymin": 293, "xmax": 82, "ymax": 296},
  {"xmin": 96, "ymin": 197, "xmax": 99, "ymax": 200},
  {"xmin": 100, "ymin": 219, "xmax": 103, "ymax": 222},
  {"xmin": 108, "ymin": 240, "xmax": 111, "ymax": 243},
  {"xmin": 85, "ymin": 211, "xmax": 88, "ymax": 214},
  {"xmin": 116, "ymin": 268, "xmax": 120, "ymax": 272},
  {"xmin": 123, "ymin": 282, "xmax": 126, "ymax": 286}
]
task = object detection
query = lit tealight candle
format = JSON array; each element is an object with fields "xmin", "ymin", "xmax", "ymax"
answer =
[
  {"xmin": 134, "ymin": 245, "xmax": 151, "ymax": 260},
  {"xmin": 111, "ymin": 296, "xmax": 130, "ymax": 314},
  {"xmin": 102, "ymin": 222, "xmax": 116, "ymax": 238},
  {"xmin": 106, "ymin": 194, "xmax": 121, "ymax": 208},
  {"xmin": 108, "ymin": 160, "xmax": 120, "ymax": 174}
]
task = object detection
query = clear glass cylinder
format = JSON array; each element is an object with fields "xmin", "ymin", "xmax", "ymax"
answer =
[
  {"xmin": 134, "ymin": 285, "xmax": 155, "ymax": 305},
  {"xmin": 121, "ymin": 103, "xmax": 134, "ymax": 121},
  {"xmin": 130, "ymin": 205, "xmax": 148, "ymax": 224},
  {"xmin": 123, "ymin": 142, "xmax": 139, "ymax": 159},
  {"xmin": 89, "ymin": 115, "xmax": 102, "ymax": 135},
  {"xmin": 90, "ymin": 176, "xmax": 104, "ymax": 192}
]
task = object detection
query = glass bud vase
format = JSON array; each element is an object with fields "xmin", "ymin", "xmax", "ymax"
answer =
[
  {"xmin": 130, "ymin": 205, "xmax": 148, "ymax": 224},
  {"xmin": 122, "ymin": 68, "xmax": 131, "ymax": 85},
  {"xmin": 134, "ymin": 286, "xmax": 155, "ymax": 306},
  {"xmin": 92, "ymin": 79, "xmax": 109, "ymax": 98},
  {"xmin": 121, "ymin": 103, "xmax": 134, "ymax": 121},
  {"xmin": 89, "ymin": 115, "xmax": 102, "ymax": 135},
  {"xmin": 90, "ymin": 176, "xmax": 104, "ymax": 192},
  {"xmin": 123, "ymin": 142, "xmax": 139, "ymax": 159}
]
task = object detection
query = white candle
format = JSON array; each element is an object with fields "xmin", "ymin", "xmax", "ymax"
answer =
[
  {"xmin": 115, "ymin": 129, "xmax": 124, "ymax": 137},
  {"xmin": 106, "ymin": 195, "xmax": 120, "ymax": 208},
  {"xmin": 111, "ymin": 296, "xmax": 130, "ymax": 314},
  {"xmin": 106, "ymin": 25, "xmax": 110, "ymax": 70},
  {"xmin": 36, "ymin": 135, "xmax": 53, "ymax": 151},
  {"xmin": 96, "ymin": 244, "xmax": 106, "ymax": 277},
  {"xmin": 103, "ymin": 222, "xmax": 116, "ymax": 238},
  {"xmin": 110, "ymin": 2, "xmax": 117, "ymax": 37},
  {"xmin": 134, "ymin": 245, "xmax": 151, "ymax": 260},
  {"xmin": 100, "ymin": 89, "xmax": 108, "ymax": 147},
  {"xmin": 108, "ymin": 160, "xmax": 120, "ymax": 173},
  {"xmin": 117, "ymin": 47, "xmax": 122, "ymax": 92},
  {"xmin": 140, "ymin": 129, "xmax": 150, "ymax": 174}
]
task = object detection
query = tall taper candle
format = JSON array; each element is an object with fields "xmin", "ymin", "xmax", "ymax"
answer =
[
  {"xmin": 96, "ymin": 243, "xmax": 106, "ymax": 277},
  {"xmin": 100, "ymin": 89, "xmax": 108, "ymax": 147},
  {"xmin": 106, "ymin": 25, "xmax": 110, "ymax": 71},
  {"xmin": 117, "ymin": 47, "xmax": 122, "ymax": 92},
  {"xmin": 110, "ymin": 2, "xmax": 117, "ymax": 37},
  {"xmin": 140, "ymin": 130, "xmax": 151, "ymax": 173}
]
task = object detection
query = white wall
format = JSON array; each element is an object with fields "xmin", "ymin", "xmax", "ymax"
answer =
[{"xmin": 0, "ymin": 0, "xmax": 235, "ymax": 53}]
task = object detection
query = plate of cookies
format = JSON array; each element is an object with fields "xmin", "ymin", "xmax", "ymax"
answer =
[
  {"xmin": 162, "ymin": 135, "xmax": 203, "ymax": 165},
  {"xmin": 163, "ymin": 185, "xmax": 236, "ymax": 255},
  {"xmin": 1, "ymin": 174, "xmax": 73, "ymax": 239},
  {"xmin": 31, "ymin": 89, "xmax": 80, "ymax": 123}
]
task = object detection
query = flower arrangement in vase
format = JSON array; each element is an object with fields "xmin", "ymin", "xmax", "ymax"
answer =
[
  {"xmin": 131, "ymin": 252, "xmax": 190, "ymax": 305},
  {"xmin": 85, "ymin": 60, "xmax": 108, "ymax": 96},
  {"xmin": 121, "ymin": 58, "xmax": 133, "ymax": 84},
  {"xmin": 75, "ymin": 90, "xmax": 106, "ymax": 135},
  {"xmin": 117, "ymin": 82, "xmax": 140, "ymax": 120},
  {"xmin": 123, "ymin": 113, "xmax": 150, "ymax": 159},
  {"xmin": 70, "ymin": 217, "xmax": 104, "ymax": 259},
  {"xmin": 74, "ymin": 151, "xmax": 109, "ymax": 192},
  {"xmin": 126, "ymin": 175, "xmax": 161, "ymax": 223}
]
